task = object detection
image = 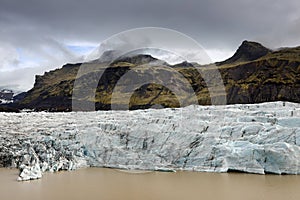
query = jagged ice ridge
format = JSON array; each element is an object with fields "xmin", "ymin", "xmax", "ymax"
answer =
[{"xmin": 0, "ymin": 102, "xmax": 300, "ymax": 181}]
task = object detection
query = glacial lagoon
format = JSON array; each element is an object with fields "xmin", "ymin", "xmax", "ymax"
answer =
[{"xmin": 1, "ymin": 168, "xmax": 300, "ymax": 200}]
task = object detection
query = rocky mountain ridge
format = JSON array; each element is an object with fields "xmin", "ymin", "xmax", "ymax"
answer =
[
  {"xmin": 2, "ymin": 40, "xmax": 300, "ymax": 111},
  {"xmin": 216, "ymin": 40, "xmax": 272, "ymax": 65}
]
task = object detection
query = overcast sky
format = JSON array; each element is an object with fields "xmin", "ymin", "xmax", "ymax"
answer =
[{"xmin": 1, "ymin": 0, "xmax": 300, "ymax": 91}]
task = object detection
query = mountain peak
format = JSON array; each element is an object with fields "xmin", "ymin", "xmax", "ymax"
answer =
[
  {"xmin": 240, "ymin": 40, "xmax": 267, "ymax": 50},
  {"xmin": 111, "ymin": 54, "xmax": 159, "ymax": 65},
  {"xmin": 92, "ymin": 51, "xmax": 161, "ymax": 65},
  {"xmin": 99, "ymin": 50, "xmax": 120, "ymax": 62},
  {"xmin": 217, "ymin": 40, "xmax": 271, "ymax": 65}
]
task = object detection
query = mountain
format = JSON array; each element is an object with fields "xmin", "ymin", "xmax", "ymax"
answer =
[
  {"xmin": 216, "ymin": 40, "xmax": 272, "ymax": 65},
  {"xmin": 222, "ymin": 46, "xmax": 300, "ymax": 103},
  {"xmin": 7, "ymin": 41, "xmax": 300, "ymax": 111},
  {"xmin": 0, "ymin": 89, "xmax": 20, "ymax": 112},
  {"xmin": 0, "ymin": 89, "xmax": 14, "ymax": 104}
]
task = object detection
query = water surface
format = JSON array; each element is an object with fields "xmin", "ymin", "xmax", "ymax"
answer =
[{"xmin": 1, "ymin": 168, "xmax": 300, "ymax": 200}]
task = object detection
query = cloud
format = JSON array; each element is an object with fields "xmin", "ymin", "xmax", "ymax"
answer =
[
  {"xmin": 0, "ymin": 0, "xmax": 299, "ymax": 90},
  {"xmin": 206, "ymin": 49, "xmax": 235, "ymax": 63},
  {"xmin": 0, "ymin": 66, "xmax": 49, "ymax": 91},
  {"xmin": 0, "ymin": 42, "xmax": 20, "ymax": 71}
]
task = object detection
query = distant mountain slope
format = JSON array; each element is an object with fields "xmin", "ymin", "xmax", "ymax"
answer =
[
  {"xmin": 0, "ymin": 89, "xmax": 14, "ymax": 104},
  {"xmin": 10, "ymin": 41, "xmax": 300, "ymax": 111}
]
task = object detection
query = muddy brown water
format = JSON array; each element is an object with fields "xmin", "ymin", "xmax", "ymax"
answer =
[{"xmin": 0, "ymin": 168, "xmax": 300, "ymax": 200}]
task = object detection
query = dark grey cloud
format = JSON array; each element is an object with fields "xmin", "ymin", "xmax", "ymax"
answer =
[{"xmin": 0, "ymin": 0, "xmax": 299, "ymax": 90}]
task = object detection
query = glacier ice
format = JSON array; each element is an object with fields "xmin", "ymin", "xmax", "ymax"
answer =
[{"xmin": 0, "ymin": 101, "xmax": 299, "ymax": 181}]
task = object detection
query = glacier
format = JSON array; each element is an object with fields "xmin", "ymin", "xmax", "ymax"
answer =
[{"xmin": 0, "ymin": 101, "xmax": 300, "ymax": 181}]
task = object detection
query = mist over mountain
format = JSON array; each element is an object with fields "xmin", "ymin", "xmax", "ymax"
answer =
[{"xmin": 2, "ymin": 40, "xmax": 300, "ymax": 112}]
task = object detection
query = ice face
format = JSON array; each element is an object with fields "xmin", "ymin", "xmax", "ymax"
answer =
[{"xmin": 0, "ymin": 101, "xmax": 300, "ymax": 180}]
